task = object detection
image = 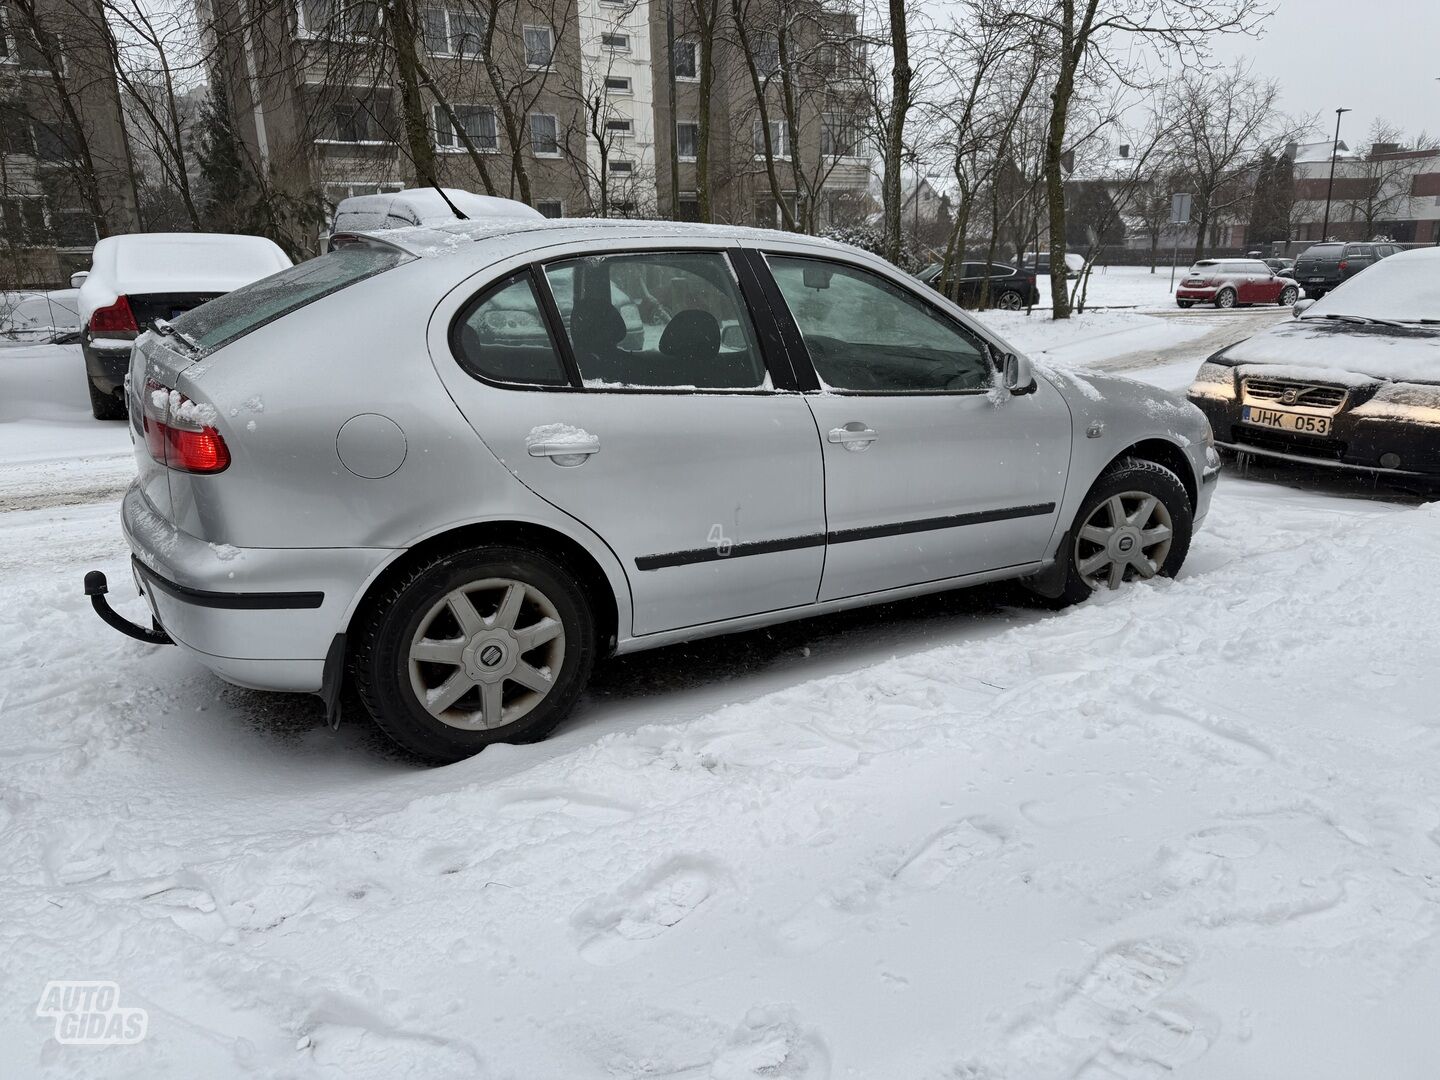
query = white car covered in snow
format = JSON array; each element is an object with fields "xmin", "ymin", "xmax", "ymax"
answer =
[
  {"xmin": 78, "ymin": 233, "xmax": 292, "ymax": 419},
  {"xmin": 0, "ymin": 289, "xmax": 81, "ymax": 345},
  {"xmin": 327, "ymin": 188, "xmax": 544, "ymax": 250}
]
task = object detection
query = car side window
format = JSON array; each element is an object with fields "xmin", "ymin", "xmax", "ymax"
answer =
[
  {"xmin": 767, "ymin": 255, "xmax": 994, "ymax": 394},
  {"xmin": 542, "ymin": 251, "xmax": 769, "ymax": 390},
  {"xmin": 452, "ymin": 272, "xmax": 570, "ymax": 386}
]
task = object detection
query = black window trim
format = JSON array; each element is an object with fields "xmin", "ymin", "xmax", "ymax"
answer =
[{"xmin": 753, "ymin": 249, "xmax": 1004, "ymax": 398}]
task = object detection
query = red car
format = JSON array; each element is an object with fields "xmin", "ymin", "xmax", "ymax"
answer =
[{"xmin": 1176, "ymin": 258, "xmax": 1300, "ymax": 309}]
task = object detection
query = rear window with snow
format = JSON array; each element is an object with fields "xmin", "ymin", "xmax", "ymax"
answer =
[{"xmin": 169, "ymin": 243, "xmax": 413, "ymax": 353}]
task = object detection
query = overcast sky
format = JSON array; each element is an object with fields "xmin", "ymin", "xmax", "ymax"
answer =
[{"xmin": 1213, "ymin": 0, "xmax": 1439, "ymax": 144}]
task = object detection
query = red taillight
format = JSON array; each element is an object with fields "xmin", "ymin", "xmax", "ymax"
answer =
[
  {"xmin": 1338, "ymin": 260, "xmax": 1348, "ymax": 271},
  {"xmin": 89, "ymin": 295, "xmax": 138, "ymax": 333},
  {"xmin": 142, "ymin": 380, "xmax": 229, "ymax": 473}
]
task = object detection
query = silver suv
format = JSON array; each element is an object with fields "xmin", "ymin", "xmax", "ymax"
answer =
[{"xmin": 89, "ymin": 220, "xmax": 1218, "ymax": 763}]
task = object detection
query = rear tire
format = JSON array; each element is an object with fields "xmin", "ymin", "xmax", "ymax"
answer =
[
  {"xmin": 1215, "ymin": 288, "xmax": 1236, "ymax": 309},
  {"xmin": 1279, "ymin": 286, "xmax": 1298, "ymax": 306},
  {"xmin": 88, "ymin": 378, "xmax": 126, "ymax": 420},
  {"xmin": 1043, "ymin": 458, "xmax": 1193, "ymax": 608},
  {"xmin": 1176, "ymin": 300, "xmax": 1194, "ymax": 309},
  {"xmin": 995, "ymin": 290, "xmax": 1024, "ymax": 311},
  {"xmin": 352, "ymin": 545, "xmax": 597, "ymax": 764}
]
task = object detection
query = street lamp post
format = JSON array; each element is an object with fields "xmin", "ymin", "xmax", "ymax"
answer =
[{"xmin": 1320, "ymin": 107, "xmax": 1351, "ymax": 241}]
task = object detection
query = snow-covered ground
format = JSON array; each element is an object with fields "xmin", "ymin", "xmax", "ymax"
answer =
[
  {"xmin": 3, "ymin": 317, "xmax": 1438, "ymax": 1079},
  {"xmin": 1041, "ymin": 264, "xmax": 1209, "ymax": 312}
]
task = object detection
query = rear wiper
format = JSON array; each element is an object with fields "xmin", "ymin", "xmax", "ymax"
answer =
[
  {"xmin": 1315, "ymin": 312, "xmax": 1407, "ymax": 328},
  {"xmin": 152, "ymin": 318, "xmax": 202, "ymax": 353}
]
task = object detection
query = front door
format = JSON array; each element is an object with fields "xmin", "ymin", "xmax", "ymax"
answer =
[
  {"xmin": 433, "ymin": 249, "xmax": 825, "ymax": 637},
  {"xmin": 761, "ymin": 252, "xmax": 1072, "ymax": 602}
]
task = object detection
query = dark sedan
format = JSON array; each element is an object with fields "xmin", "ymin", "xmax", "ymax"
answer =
[
  {"xmin": 1187, "ymin": 248, "xmax": 1440, "ymax": 482},
  {"xmin": 917, "ymin": 261, "xmax": 1040, "ymax": 310}
]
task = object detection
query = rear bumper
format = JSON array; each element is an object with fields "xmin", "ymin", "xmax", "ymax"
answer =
[
  {"xmin": 1176, "ymin": 288, "xmax": 1217, "ymax": 301},
  {"xmin": 81, "ymin": 335, "xmax": 135, "ymax": 394},
  {"xmin": 120, "ymin": 483, "xmax": 396, "ymax": 692}
]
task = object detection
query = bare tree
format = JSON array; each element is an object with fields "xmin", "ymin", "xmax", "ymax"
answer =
[{"xmin": 1339, "ymin": 120, "xmax": 1440, "ymax": 237}]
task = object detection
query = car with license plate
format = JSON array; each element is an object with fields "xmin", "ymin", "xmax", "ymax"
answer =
[
  {"xmin": 86, "ymin": 219, "xmax": 1218, "ymax": 763},
  {"xmin": 78, "ymin": 233, "xmax": 292, "ymax": 420},
  {"xmin": 1291, "ymin": 241, "xmax": 1402, "ymax": 300},
  {"xmin": 1186, "ymin": 247, "xmax": 1440, "ymax": 480},
  {"xmin": 1175, "ymin": 258, "xmax": 1299, "ymax": 309}
]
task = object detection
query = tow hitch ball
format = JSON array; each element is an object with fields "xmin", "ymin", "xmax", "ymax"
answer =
[{"xmin": 84, "ymin": 570, "xmax": 173, "ymax": 645}]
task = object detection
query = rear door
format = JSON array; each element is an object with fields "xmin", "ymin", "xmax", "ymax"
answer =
[
  {"xmin": 433, "ymin": 245, "xmax": 826, "ymax": 637},
  {"xmin": 757, "ymin": 249, "xmax": 1071, "ymax": 602}
]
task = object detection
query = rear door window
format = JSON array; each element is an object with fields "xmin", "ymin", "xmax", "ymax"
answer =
[
  {"xmin": 170, "ymin": 242, "xmax": 412, "ymax": 352},
  {"xmin": 541, "ymin": 251, "xmax": 769, "ymax": 390}
]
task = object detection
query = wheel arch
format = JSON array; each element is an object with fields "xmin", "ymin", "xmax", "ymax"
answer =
[
  {"xmin": 346, "ymin": 519, "xmax": 625, "ymax": 657},
  {"xmin": 1105, "ymin": 438, "xmax": 1198, "ymax": 508}
]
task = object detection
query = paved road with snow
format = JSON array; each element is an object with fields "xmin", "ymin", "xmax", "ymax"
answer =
[{"xmin": 3, "ymin": 320, "xmax": 1437, "ymax": 1078}]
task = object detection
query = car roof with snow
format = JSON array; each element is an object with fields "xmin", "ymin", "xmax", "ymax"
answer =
[
  {"xmin": 344, "ymin": 217, "xmax": 857, "ymax": 265},
  {"xmin": 79, "ymin": 232, "xmax": 293, "ymax": 320}
]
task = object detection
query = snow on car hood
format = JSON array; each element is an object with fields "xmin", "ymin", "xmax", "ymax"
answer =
[
  {"xmin": 1222, "ymin": 318, "xmax": 1440, "ymax": 385},
  {"xmin": 78, "ymin": 233, "xmax": 292, "ymax": 322}
]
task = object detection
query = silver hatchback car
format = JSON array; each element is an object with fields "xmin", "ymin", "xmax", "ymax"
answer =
[{"xmin": 88, "ymin": 220, "xmax": 1218, "ymax": 762}]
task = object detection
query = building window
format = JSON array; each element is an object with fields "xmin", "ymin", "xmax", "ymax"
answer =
[
  {"xmin": 0, "ymin": 195, "xmax": 51, "ymax": 245},
  {"xmin": 330, "ymin": 102, "xmax": 376, "ymax": 143},
  {"xmin": 523, "ymin": 25, "xmax": 554, "ymax": 68},
  {"xmin": 821, "ymin": 112, "xmax": 861, "ymax": 158},
  {"xmin": 0, "ymin": 7, "xmax": 50, "ymax": 72},
  {"xmin": 604, "ymin": 118, "xmax": 632, "ymax": 138},
  {"xmin": 433, "ymin": 103, "xmax": 497, "ymax": 151},
  {"xmin": 529, "ymin": 112, "xmax": 560, "ymax": 157},
  {"xmin": 603, "ymin": 75, "xmax": 631, "ymax": 94},
  {"xmin": 819, "ymin": 40, "xmax": 862, "ymax": 81},
  {"xmin": 600, "ymin": 32, "xmax": 629, "ymax": 50},
  {"xmin": 421, "ymin": 6, "xmax": 485, "ymax": 56},
  {"xmin": 608, "ymin": 158, "xmax": 634, "ymax": 174},
  {"xmin": 754, "ymin": 32, "xmax": 779, "ymax": 77},
  {"xmin": 535, "ymin": 199, "xmax": 564, "ymax": 218},
  {"xmin": 752, "ymin": 119, "xmax": 790, "ymax": 159},
  {"xmin": 677, "ymin": 193, "xmax": 700, "ymax": 222},
  {"xmin": 297, "ymin": 0, "xmax": 378, "ymax": 39},
  {"xmin": 672, "ymin": 39, "xmax": 697, "ymax": 80},
  {"xmin": 676, "ymin": 121, "xmax": 699, "ymax": 161}
]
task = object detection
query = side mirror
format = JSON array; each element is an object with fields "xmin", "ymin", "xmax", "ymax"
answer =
[
  {"xmin": 1292, "ymin": 298, "xmax": 1315, "ymax": 319},
  {"xmin": 70, "ymin": 270, "xmax": 89, "ymax": 289},
  {"xmin": 1002, "ymin": 351, "xmax": 1036, "ymax": 395}
]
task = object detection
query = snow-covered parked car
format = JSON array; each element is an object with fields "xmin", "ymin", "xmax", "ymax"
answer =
[
  {"xmin": 327, "ymin": 188, "xmax": 543, "ymax": 250},
  {"xmin": 1187, "ymin": 246, "xmax": 1440, "ymax": 480},
  {"xmin": 87, "ymin": 219, "xmax": 1218, "ymax": 763},
  {"xmin": 0, "ymin": 289, "xmax": 81, "ymax": 344},
  {"xmin": 78, "ymin": 233, "xmax": 292, "ymax": 420}
]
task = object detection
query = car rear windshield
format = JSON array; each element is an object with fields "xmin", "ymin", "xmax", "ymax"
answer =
[
  {"xmin": 168, "ymin": 242, "xmax": 413, "ymax": 353},
  {"xmin": 1305, "ymin": 255, "xmax": 1440, "ymax": 323}
]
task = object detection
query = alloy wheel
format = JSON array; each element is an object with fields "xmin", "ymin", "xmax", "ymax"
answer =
[
  {"xmin": 996, "ymin": 291, "xmax": 1024, "ymax": 311},
  {"xmin": 1217, "ymin": 289, "xmax": 1236, "ymax": 309},
  {"xmin": 407, "ymin": 577, "xmax": 566, "ymax": 730},
  {"xmin": 1074, "ymin": 491, "xmax": 1174, "ymax": 590}
]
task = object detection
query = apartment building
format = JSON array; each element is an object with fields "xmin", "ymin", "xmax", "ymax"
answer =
[
  {"xmin": 651, "ymin": 0, "xmax": 871, "ymax": 226},
  {"xmin": 0, "ymin": 0, "xmax": 139, "ymax": 284},
  {"xmin": 1290, "ymin": 139, "xmax": 1440, "ymax": 245},
  {"xmin": 205, "ymin": 0, "xmax": 873, "ymax": 246}
]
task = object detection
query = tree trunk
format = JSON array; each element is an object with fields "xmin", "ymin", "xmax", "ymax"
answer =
[
  {"xmin": 1044, "ymin": 72, "xmax": 1073, "ymax": 320},
  {"xmin": 482, "ymin": 0, "xmax": 532, "ymax": 204},
  {"xmin": 882, "ymin": 0, "xmax": 911, "ymax": 263},
  {"xmin": 731, "ymin": 0, "xmax": 795, "ymax": 230},
  {"xmin": 694, "ymin": 0, "xmax": 716, "ymax": 222},
  {"xmin": 390, "ymin": 1, "xmax": 440, "ymax": 189}
]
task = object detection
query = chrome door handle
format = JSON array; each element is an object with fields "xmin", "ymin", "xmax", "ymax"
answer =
[
  {"xmin": 527, "ymin": 439, "xmax": 600, "ymax": 461},
  {"xmin": 828, "ymin": 424, "xmax": 878, "ymax": 452}
]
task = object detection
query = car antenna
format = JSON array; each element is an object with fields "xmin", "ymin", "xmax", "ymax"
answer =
[{"xmin": 431, "ymin": 183, "xmax": 469, "ymax": 221}]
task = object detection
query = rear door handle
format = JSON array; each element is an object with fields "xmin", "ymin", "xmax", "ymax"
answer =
[
  {"xmin": 527, "ymin": 439, "xmax": 600, "ymax": 462},
  {"xmin": 828, "ymin": 424, "xmax": 878, "ymax": 451}
]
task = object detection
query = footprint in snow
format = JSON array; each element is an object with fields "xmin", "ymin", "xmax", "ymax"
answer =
[
  {"xmin": 1186, "ymin": 825, "xmax": 1266, "ymax": 860},
  {"xmin": 572, "ymin": 856, "xmax": 721, "ymax": 965},
  {"xmin": 891, "ymin": 817, "xmax": 1008, "ymax": 890},
  {"xmin": 709, "ymin": 1005, "xmax": 831, "ymax": 1080},
  {"xmin": 494, "ymin": 788, "xmax": 637, "ymax": 825},
  {"xmin": 1010, "ymin": 939, "xmax": 1213, "ymax": 1076}
]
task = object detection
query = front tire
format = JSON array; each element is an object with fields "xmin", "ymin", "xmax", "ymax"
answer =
[
  {"xmin": 352, "ymin": 545, "xmax": 597, "ymax": 763},
  {"xmin": 1215, "ymin": 288, "xmax": 1237, "ymax": 309},
  {"xmin": 1047, "ymin": 458, "xmax": 1193, "ymax": 607},
  {"xmin": 88, "ymin": 378, "xmax": 126, "ymax": 420}
]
